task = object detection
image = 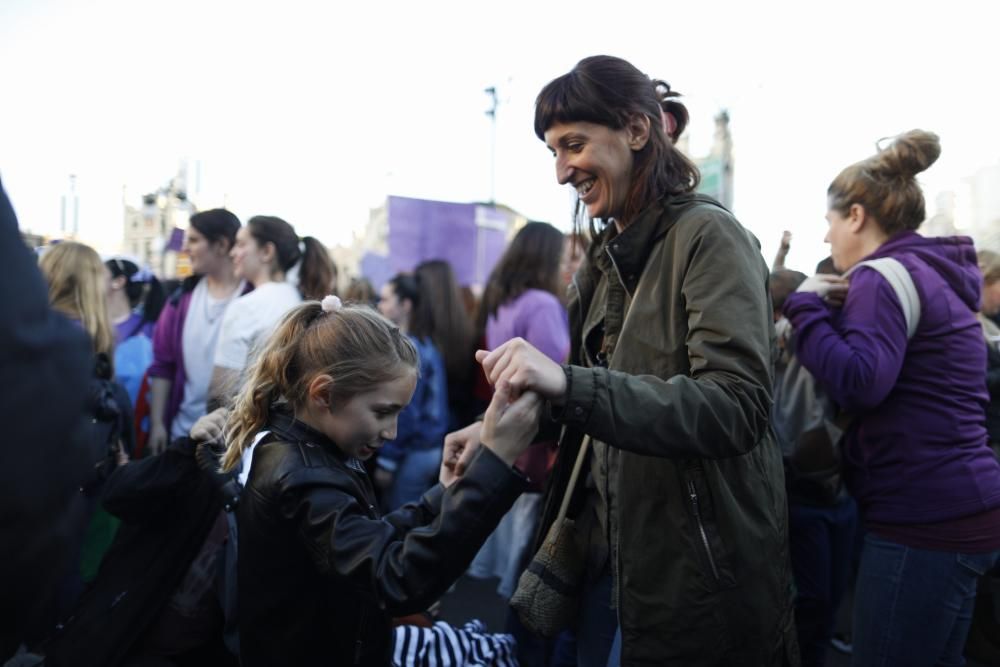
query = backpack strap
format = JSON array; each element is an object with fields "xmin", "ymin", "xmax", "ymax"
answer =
[{"xmin": 847, "ymin": 257, "xmax": 921, "ymax": 339}]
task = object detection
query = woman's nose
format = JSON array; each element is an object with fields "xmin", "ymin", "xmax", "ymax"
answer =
[{"xmin": 555, "ymin": 156, "xmax": 573, "ymax": 185}]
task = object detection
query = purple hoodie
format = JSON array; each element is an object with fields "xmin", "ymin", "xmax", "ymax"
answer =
[{"xmin": 785, "ymin": 232, "xmax": 1000, "ymax": 526}]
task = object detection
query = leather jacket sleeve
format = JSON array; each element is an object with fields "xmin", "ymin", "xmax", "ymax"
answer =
[
  {"xmin": 281, "ymin": 446, "xmax": 525, "ymax": 616},
  {"xmin": 555, "ymin": 211, "xmax": 774, "ymax": 460}
]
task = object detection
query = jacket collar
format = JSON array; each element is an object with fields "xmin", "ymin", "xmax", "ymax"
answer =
[
  {"xmin": 597, "ymin": 193, "xmax": 729, "ymax": 295},
  {"xmin": 268, "ymin": 408, "xmax": 349, "ymax": 463}
]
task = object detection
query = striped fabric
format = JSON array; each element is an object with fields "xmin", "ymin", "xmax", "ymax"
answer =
[{"xmin": 392, "ymin": 620, "xmax": 518, "ymax": 667}]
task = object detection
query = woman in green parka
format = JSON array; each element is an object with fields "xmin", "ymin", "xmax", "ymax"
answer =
[{"xmin": 451, "ymin": 55, "xmax": 797, "ymax": 666}]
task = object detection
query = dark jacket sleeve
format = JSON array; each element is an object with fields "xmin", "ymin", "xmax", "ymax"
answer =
[
  {"xmin": 284, "ymin": 446, "xmax": 525, "ymax": 616},
  {"xmin": 555, "ymin": 212, "xmax": 774, "ymax": 460},
  {"xmin": 102, "ymin": 438, "xmax": 198, "ymax": 523},
  {"xmin": 0, "ymin": 181, "xmax": 93, "ymax": 659}
]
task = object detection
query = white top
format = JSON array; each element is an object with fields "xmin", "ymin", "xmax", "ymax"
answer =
[
  {"xmin": 214, "ymin": 281, "xmax": 302, "ymax": 371},
  {"xmin": 172, "ymin": 279, "xmax": 244, "ymax": 439}
]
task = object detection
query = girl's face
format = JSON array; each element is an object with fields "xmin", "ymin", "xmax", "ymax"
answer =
[
  {"xmin": 231, "ymin": 227, "xmax": 268, "ymax": 282},
  {"xmin": 315, "ymin": 370, "xmax": 417, "ymax": 461},
  {"xmin": 544, "ymin": 121, "xmax": 636, "ymax": 222}
]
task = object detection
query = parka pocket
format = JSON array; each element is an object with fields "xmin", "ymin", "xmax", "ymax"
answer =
[{"xmin": 681, "ymin": 461, "xmax": 737, "ymax": 591}]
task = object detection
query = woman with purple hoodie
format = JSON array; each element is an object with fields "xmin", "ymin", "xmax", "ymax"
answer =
[{"xmin": 784, "ymin": 130, "xmax": 1000, "ymax": 666}]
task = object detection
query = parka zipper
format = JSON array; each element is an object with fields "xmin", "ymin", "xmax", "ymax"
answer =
[
  {"xmin": 354, "ymin": 606, "xmax": 367, "ymax": 665},
  {"xmin": 687, "ymin": 478, "xmax": 721, "ymax": 582}
]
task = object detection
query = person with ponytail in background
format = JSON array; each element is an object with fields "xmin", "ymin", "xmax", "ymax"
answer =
[
  {"xmin": 375, "ymin": 273, "xmax": 450, "ymax": 509},
  {"xmin": 148, "ymin": 209, "xmax": 246, "ymax": 455},
  {"xmin": 209, "ymin": 215, "xmax": 335, "ymax": 402},
  {"xmin": 221, "ymin": 296, "xmax": 541, "ymax": 665},
  {"xmin": 783, "ymin": 130, "xmax": 1000, "ymax": 666},
  {"xmin": 105, "ymin": 255, "xmax": 165, "ymax": 407}
]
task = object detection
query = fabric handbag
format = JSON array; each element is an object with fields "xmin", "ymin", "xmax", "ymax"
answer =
[{"xmin": 509, "ymin": 435, "xmax": 591, "ymax": 638}]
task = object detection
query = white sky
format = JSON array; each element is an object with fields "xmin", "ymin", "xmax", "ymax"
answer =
[{"xmin": 1, "ymin": 0, "xmax": 998, "ymax": 273}]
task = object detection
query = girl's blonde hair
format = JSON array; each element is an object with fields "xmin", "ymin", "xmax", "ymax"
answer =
[
  {"xmin": 828, "ymin": 129, "xmax": 941, "ymax": 237},
  {"xmin": 979, "ymin": 249, "xmax": 1000, "ymax": 286},
  {"xmin": 221, "ymin": 301, "xmax": 418, "ymax": 471},
  {"xmin": 39, "ymin": 241, "xmax": 115, "ymax": 364}
]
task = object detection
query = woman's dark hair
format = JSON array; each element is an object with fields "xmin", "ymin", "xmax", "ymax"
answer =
[
  {"xmin": 411, "ymin": 260, "xmax": 474, "ymax": 405},
  {"xmin": 106, "ymin": 256, "xmax": 167, "ymax": 324},
  {"xmin": 246, "ymin": 215, "xmax": 337, "ymax": 300},
  {"xmin": 828, "ymin": 129, "xmax": 941, "ymax": 237},
  {"xmin": 189, "ymin": 208, "xmax": 241, "ymax": 252},
  {"xmin": 387, "ymin": 273, "xmax": 420, "ymax": 308},
  {"xmin": 534, "ymin": 55, "xmax": 700, "ymax": 231},
  {"xmin": 476, "ymin": 222, "xmax": 565, "ymax": 333}
]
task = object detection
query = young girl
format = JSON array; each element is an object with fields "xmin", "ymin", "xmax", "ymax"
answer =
[
  {"xmin": 220, "ymin": 296, "xmax": 541, "ymax": 666},
  {"xmin": 209, "ymin": 215, "xmax": 335, "ymax": 401}
]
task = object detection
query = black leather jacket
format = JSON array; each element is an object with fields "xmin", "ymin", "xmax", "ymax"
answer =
[{"xmin": 237, "ymin": 412, "xmax": 526, "ymax": 666}]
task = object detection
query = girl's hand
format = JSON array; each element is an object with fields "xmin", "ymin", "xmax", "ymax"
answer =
[
  {"xmin": 475, "ymin": 337, "xmax": 567, "ymax": 401},
  {"xmin": 440, "ymin": 421, "xmax": 482, "ymax": 487},
  {"xmin": 481, "ymin": 381, "xmax": 542, "ymax": 468},
  {"xmin": 190, "ymin": 407, "xmax": 228, "ymax": 444}
]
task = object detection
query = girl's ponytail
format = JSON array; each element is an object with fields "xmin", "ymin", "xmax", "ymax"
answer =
[
  {"xmin": 221, "ymin": 302, "xmax": 324, "ymax": 471},
  {"xmin": 297, "ymin": 236, "xmax": 337, "ymax": 301}
]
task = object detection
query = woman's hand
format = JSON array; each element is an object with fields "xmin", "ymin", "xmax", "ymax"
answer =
[
  {"xmin": 797, "ymin": 274, "xmax": 848, "ymax": 305},
  {"xmin": 475, "ymin": 337, "xmax": 567, "ymax": 402},
  {"xmin": 440, "ymin": 421, "xmax": 482, "ymax": 487},
  {"xmin": 190, "ymin": 407, "xmax": 228, "ymax": 444},
  {"xmin": 481, "ymin": 381, "xmax": 542, "ymax": 468}
]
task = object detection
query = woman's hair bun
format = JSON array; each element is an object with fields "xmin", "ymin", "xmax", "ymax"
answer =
[{"xmin": 874, "ymin": 129, "xmax": 941, "ymax": 180}]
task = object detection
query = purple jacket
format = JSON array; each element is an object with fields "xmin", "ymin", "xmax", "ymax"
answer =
[
  {"xmin": 148, "ymin": 278, "xmax": 251, "ymax": 431},
  {"xmin": 785, "ymin": 232, "xmax": 1000, "ymax": 525}
]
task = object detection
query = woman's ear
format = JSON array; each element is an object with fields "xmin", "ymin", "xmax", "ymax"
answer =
[
  {"xmin": 626, "ymin": 113, "xmax": 651, "ymax": 151},
  {"xmin": 307, "ymin": 374, "xmax": 335, "ymax": 409},
  {"xmin": 260, "ymin": 241, "xmax": 278, "ymax": 265},
  {"xmin": 111, "ymin": 275, "xmax": 128, "ymax": 291},
  {"xmin": 848, "ymin": 203, "xmax": 867, "ymax": 233}
]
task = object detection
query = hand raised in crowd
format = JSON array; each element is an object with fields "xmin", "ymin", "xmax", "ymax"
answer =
[
  {"xmin": 475, "ymin": 337, "xmax": 567, "ymax": 402},
  {"xmin": 796, "ymin": 274, "xmax": 848, "ymax": 306},
  {"xmin": 189, "ymin": 407, "xmax": 228, "ymax": 444}
]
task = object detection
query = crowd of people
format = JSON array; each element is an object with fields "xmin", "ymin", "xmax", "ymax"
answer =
[{"xmin": 3, "ymin": 53, "xmax": 1000, "ymax": 667}]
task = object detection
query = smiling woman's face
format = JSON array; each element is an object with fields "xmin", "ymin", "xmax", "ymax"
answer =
[{"xmin": 544, "ymin": 121, "xmax": 635, "ymax": 222}]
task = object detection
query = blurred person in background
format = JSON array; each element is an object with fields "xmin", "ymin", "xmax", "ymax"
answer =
[
  {"xmin": 104, "ymin": 255, "xmax": 165, "ymax": 407},
  {"xmin": 34, "ymin": 241, "xmax": 135, "ymax": 640},
  {"xmin": 147, "ymin": 209, "xmax": 246, "ymax": 455},
  {"xmin": 0, "ymin": 181, "xmax": 92, "ymax": 662},
  {"xmin": 208, "ymin": 215, "xmax": 334, "ymax": 402},
  {"xmin": 413, "ymin": 259, "xmax": 477, "ymax": 429},
  {"xmin": 375, "ymin": 272, "xmax": 450, "ymax": 509}
]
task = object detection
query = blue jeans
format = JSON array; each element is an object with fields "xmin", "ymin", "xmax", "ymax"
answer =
[
  {"xmin": 386, "ymin": 447, "xmax": 442, "ymax": 510},
  {"xmin": 576, "ymin": 571, "xmax": 618, "ymax": 667},
  {"xmin": 852, "ymin": 532, "xmax": 999, "ymax": 667},
  {"xmin": 788, "ymin": 497, "xmax": 858, "ymax": 667}
]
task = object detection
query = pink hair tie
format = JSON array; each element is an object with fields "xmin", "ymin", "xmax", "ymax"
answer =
[
  {"xmin": 321, "ymin": 295, "xmax": 343, "ymax": 313},
  {"xmin": 660, "ymin": 108, "xmax": 678, "ymax": 140}
]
